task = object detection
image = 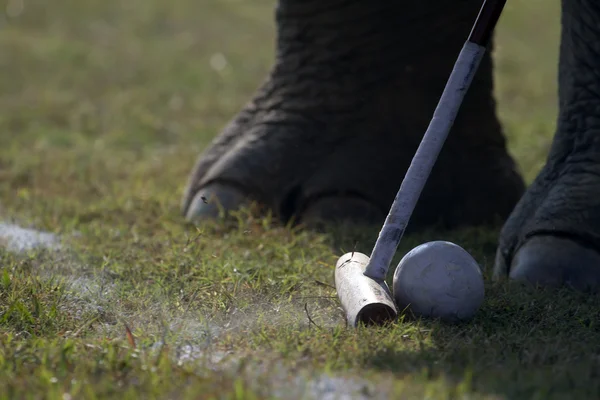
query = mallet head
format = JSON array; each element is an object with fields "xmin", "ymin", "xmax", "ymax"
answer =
[{"xmin": 334, "ymin": 252, "xmax": 398, "ymax": 327}]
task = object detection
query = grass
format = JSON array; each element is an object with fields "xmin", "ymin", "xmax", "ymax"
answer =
[{"xmin": 2, "ymin": 0, "xmax": 599, "ymax": 399}]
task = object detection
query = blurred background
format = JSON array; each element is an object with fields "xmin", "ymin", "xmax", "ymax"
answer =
[{"xmin": 1, "ymin": 0, "xmax": 559, "ymax": 202}]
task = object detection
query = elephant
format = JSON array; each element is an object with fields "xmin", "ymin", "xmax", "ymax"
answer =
[{"xmin": 181, "ymin": 0, "xmax": 600, "ymax": 292}]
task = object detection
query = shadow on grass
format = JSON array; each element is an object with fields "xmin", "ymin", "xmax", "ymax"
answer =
[{"xmin": 362, "ymin": 283, "xmax": 600, "ymax": 399}]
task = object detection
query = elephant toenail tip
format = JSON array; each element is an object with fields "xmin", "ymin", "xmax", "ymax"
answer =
[
  {"xmin": 509, "ymin": 235, "xmax": 600, "ymax": 293},
  {"xmin": 492, "ymin": 246, "xmax": 510, "ymax": 282},
  {"xmin": 185, "ymin": 183, "xmax": 249, "ymax": 222}
]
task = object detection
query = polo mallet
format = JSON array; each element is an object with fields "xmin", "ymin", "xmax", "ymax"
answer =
[{"xmin": 335, "ymin": 0, "xmax": 507, "ymax": 327}]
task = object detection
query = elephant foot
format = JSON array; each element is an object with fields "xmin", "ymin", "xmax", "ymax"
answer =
[
  {"xmin": 181, "ymin": 1, "xmax": 526, "ymax": 231},
  {"xmin": 493, "ymin": 0, "xmax": 600, "ymax": 292},
  {"xmin": 494, "ymin": 155, "xmax": 600, "ymax": 293},
  {"xmin": 181, "ymin": 74, "xmax": 525, "ymax": 231}
]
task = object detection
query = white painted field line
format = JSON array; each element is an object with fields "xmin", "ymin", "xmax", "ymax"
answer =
[
  {"xmin": 0, "ymin": 221, "xmax": 390, "ymax": 398},
  {"xmin": 0, "ymin": 222, "xmax": 61, "ymax": 253}
]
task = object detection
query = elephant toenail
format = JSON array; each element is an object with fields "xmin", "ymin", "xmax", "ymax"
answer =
[
  {"xmin": 185, "ymin": 183, "xmax": 249, "ymax": 222},
  {"xmin": 509, "ymin": 235, "xmax": 600, "ymax": 292}
]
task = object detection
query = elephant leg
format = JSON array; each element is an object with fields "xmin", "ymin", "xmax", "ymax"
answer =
[
  {"xmin": 181, "ymin": 0, "xmax": 524, "ymax": 231},
  {"xmin": 494, "ymin": 0, "xmax": 600, "ymax": 292}
]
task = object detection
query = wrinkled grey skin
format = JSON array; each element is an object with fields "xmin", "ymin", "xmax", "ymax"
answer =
[{"xmin": 182, "ymin": 0, "xmax": 600, "ymax": 292}]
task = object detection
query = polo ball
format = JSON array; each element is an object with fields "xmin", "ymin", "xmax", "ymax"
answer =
[{"xmin": 392, "ymin": 241, "xmax": 484, "ymax": 322}]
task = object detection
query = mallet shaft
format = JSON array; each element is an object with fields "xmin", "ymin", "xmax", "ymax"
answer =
[{"xmin": 365, "ymin": 0, "xmax": 507, "ymax": 280}]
